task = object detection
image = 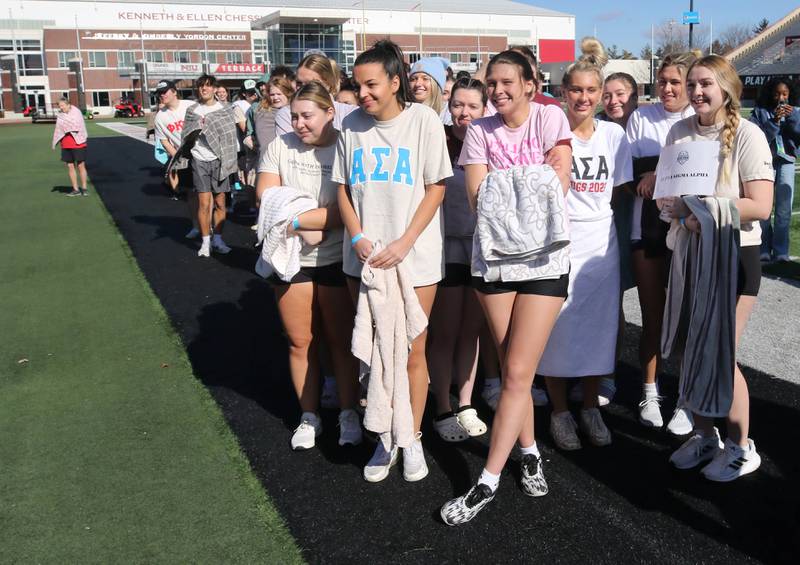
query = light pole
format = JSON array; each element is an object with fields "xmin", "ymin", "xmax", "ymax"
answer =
[{"xmin": 688, "ymin": 0, "xmax": 695, "ymax": 49}]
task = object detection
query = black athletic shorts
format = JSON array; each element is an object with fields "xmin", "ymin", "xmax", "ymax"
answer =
[
  {"xmin": 440, "ymin": 263, "xmax": 471, "ymax": 287},
  {"xmin": 269, "ymin": 262, "xmax": 346, "ymax": 287},
  {"xmin": 737, "ymin": 246, "xmax": 761, "ymax": 297},
  {"xmin": 61, "ymin": 147, "xmax": 86, "ymax": 164},
  {"xmin": 471, "ymin": 273, "xmax": 569, "ymax": 298}
]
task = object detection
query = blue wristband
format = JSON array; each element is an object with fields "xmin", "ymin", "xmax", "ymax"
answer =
[
  {"xmin": 292, "ymin": 217, "xmax": 301, "ymax": 230},
  {"xmin": 351, "ymin": 233, "xmax": 364, "ymax": 247}
]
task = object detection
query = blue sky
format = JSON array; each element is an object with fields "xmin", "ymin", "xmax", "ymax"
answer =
[{"xmin": 521, "ymin": 0, "xmax": 799, "ymax": 57}]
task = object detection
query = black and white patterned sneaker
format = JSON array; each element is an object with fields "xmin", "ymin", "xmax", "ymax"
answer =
[
  {"xmin": 440, "ymin": 483, "xmax": 495, "ymax": 526},
  {"xmin": 520, "ymin": 454, "xmax": 548, "ymax": 497}
]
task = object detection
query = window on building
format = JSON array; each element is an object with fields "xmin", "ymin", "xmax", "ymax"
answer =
[
  {"xmin": 408, "ymin": 52, "xmax": 420, "ymax": 64},
  {"xmin": 173, "ymin": 51, "xmax": 191, "ymax": 63},
  {"xmin": 88, "ymin": 51, "xmax": 107, "ymax": 68},
  {"xmin": 469, "ymin": 53, "xmax": 479, "ymax": 63},
  {"xmin": 118, "ymin": 51, "xmax": 135, "ymax": 69},
  {"xmin": 91, "ymin": 91, "xmax": 110, "ymax": 106},
  {"xmin": 58, "ymin": 51, "xmax": 78, "ymax": 68},
  {"xmin": 450, "ymin": 53, "xmax": 461, "ymax": 63},
  {"xmin": 225, "ymin": 52, "xmax": 244, "ymax": 64},
  {"xmin": 202, "ymin": 51, "xmax": 217, "ymax": 63},
  {"xmin": 146, "ymin": 51, "xmax": 164, "ymax": 63},
  {"xmin": 0, "ymin": 39, "xmax": 44, "ymax": 76}
]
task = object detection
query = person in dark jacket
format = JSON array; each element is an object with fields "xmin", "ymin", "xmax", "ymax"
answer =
[{"xmin": 750, "ymin": 78, "xmax": 800, "ymax": 262}]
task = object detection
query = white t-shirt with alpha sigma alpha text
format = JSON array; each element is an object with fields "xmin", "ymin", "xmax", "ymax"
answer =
[{"xmin": 331, "ymin": 103, "xmax": 453, "ymax": 286}]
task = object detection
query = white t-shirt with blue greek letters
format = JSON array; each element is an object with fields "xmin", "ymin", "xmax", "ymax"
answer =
[{"xmin": 331, "ymin": 103, "xmax": 453, "ymax": 286}]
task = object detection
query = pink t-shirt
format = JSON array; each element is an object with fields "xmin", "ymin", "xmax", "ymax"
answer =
[{"xmin": 459, "ymin": 102, "xmax": 571, "ymax": 171}]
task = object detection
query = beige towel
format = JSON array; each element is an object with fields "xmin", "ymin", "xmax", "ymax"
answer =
[{"xmin": 351, "ymin": 243, "xmax": 428, "ymax": 450}]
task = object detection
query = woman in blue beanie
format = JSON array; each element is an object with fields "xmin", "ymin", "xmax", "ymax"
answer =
[{"xmin": 409, "ymin": 57, "xmax": 452, "ymax": 124}]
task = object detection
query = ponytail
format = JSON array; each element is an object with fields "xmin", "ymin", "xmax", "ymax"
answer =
[
  {"xmin": 354, "ymin": 40, "xmax": 411, "ymax": 107},
  {"xmin": 563, "ymin": 36, "xmax": 607, "ymax": 88}
]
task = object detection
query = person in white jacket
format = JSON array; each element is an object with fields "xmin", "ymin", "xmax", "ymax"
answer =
[{"xmin": 255, "ymin": 81, "xmax": 361, "ymax": 451}]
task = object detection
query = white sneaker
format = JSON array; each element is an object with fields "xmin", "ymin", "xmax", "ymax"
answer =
[
  {"xmin": 197, "ymin": 243, "xmax": 211, "ymax": 258},
  {"xmin": 434, "ymin": 414, "xmax": 468, "ymax": 442},
  {"xmin": 550, "ymin": 411, "xmax": 581, "ymax": 450},
  {"xmin": 701, "ymin": 438, "xmax": 762, "ymax": 482},
  {"xmin": 776, "ymin": 254, "xmax": 791, "ymax": 262},
  {"xmin": 667, "ymin": 405, "xmax": 694, "ymax": 436},
  {"xmin": 320, "ymin": 376, "xmax": 339, "ymax": 409},
  {"xmin": 363, "ymin": 440, "xmax": 398, "ymax": 482},
  {"xmin": 580, "ymin": 407, "xmax": 612, "ymax": 446},
  {"xmin": 456, "ymin": 407, "xmax": 487, "ymax": 437},
  {"xmin": 598, "ymin": 378, "xmax": 616, "ymax": 406},
  {"xmin": 403, "ymin": 433, "xmax": 429, "ymax": 482},
  {"xmin": 638, "ymin": 394, "xmax": 664, "ymax": 428},
  {"xmin": 338, "ymin": 409, "xmax": 362, "ymax": 446},
  {"xmin": 532, "ymin": 386, "xmax": 549, "ymax": 407},
  {"xmin": 211, "ymin": 237, "xmax": 231, "ymax": 254},
  {"xmin": 482, "ymin": 378, "xmax": 501, "ymax": 411},
  {"xmin": 290, "ymin": 412, "xmax": 322, "ymax": 450},
  {"xmin": 669, "ymin": 428, "xmax": 723, "ymax": 469},
  {"xmin": 185, "ymin": 227, "xmax": 201, "ymax": 239}
]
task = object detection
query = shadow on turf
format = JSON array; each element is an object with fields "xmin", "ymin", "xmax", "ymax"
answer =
[
  {"xmin": 51, "ymin": 185, "xmax": 77, "ymax": 194},
  {"xmin": 183, "ymin": 278, "xmax": 800, "ymax": 563}
]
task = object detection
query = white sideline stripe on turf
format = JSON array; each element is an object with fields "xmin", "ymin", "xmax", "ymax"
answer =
[{"xmin": 97, "ymin": 122, "xmax": 153, "ymax": 145}]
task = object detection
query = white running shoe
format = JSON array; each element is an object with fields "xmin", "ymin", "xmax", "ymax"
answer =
[
  {"xmin": 598, "ymin": 378, "xmax": 616, "ymax": 406},
  {"xmin": 638, "ymin": 394, "xmax": 664, "ymax": 428},
  {"xmin": 669, "ymin": 428, "xmax": 723, "ymax": 469},
  {"xmin": 532, "ymin": 386, "xmax": 549, "ymax": 407},
  {"xmin": 550, "ymin": 411, "xmax": 582, "ymax": 450},
  {"xmin": 363, "ymin": 440, "xmax": 398, "ymax": 483},
  {"xmin": 456, "ymin": 407, "xmax": 487, "ymax": 437},
  {"xmin": 701, "ymin": 438, "xmax": 762, "ymax": 482},
  {"xmin": 580, "ymin": 407, "xmax": 612, "ymax": 447},
  {"xmin": 520, "ymin": 453, "xmax": 548, "ymax": 497},
  {"xmin": 667, "ymin": 405, "xmax": 694, "ymax": 436},
  {"xmin": 434, "ymin": 414, "xmax": 468, "ymax": 442},
  {"xmin": 197, "ymin": 243, "xmax": 211, "ymax": 258},
  {"xmin": 403, "ymin": 434, "xmax": 429, "ymax": 482},
  {"xmin": 320, "ymin": 376, "xmax": 339, "ymax": 409},
  {"xmin": 290, "ymin": 412, "xmax": 322, "ymax": 451},
  {"xmin": 185, "ymin": 227, "xmax": 201, "ymax": 239},
  {"xmin": 211, "ymin": 237, "xmax": 231, "ymax": 254},
  {"xmin": 482, "ymin": 378, "xmax": 501, "ymax": 411},
  {"xmin": 338, "ymin": 409, "xmax": 362, "ymax": 446},
  {"xmin": 440, "ymin": 483, "xmax": 496, "ymax": 526}
]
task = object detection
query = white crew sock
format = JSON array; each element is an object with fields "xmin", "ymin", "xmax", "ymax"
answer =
[
  {"xmin": 478, "ymin": 468, "xmax": 500, "ymax": 492},
  {"xmin": 201, "ymin": 235, "xmax": 211, "ymax": 247},
  {"xmin": 643, "ymin": 382, "xmax": 659, "ymax": 398},
  {"xmin": 519, "ymin": 441, "xmax": 541, "ymax": 458}
]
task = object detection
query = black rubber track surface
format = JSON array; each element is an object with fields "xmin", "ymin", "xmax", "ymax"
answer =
[{"xmin": 87, "ymin": 136, "xmax": 799, "ymax": 564}]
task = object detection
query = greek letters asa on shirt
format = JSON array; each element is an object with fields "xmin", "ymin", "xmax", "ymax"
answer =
[{"xmin": 349, "ymin": 147, "xmax": 414, "ymax": 186}]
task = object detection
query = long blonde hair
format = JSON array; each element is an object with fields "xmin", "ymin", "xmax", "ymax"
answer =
[
  {"xmin": 298, "ymin": 53, "xmax": 341, "ymax": 96},
  {"xmin": 687, "ymin": 54, "xmax": 743, "ymax": 181},
  {"xmin": 411, "ymin": 71, "xmax": 444, "ymax": 114},
  {"xmin": 562, "ymin": 37, "xmax": 608, "ymax": 88}
]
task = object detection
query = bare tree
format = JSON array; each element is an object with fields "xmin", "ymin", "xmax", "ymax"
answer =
[
  {"xmin": 607, "ymin": 44, "xmax": 622, "ymax": 59},
  {"xmin": 753, "ymin": 18, "xmax": 770, "ymax": 35},
  {"xmin": 716, "ymin": 23, "xmax": 753, "ymax": 54}
]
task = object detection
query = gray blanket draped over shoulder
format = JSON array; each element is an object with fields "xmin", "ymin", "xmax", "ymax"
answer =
[
  {"xmin": 662, "ymin": 195, "xmax": 740, "ymax": 418},
  {"xmin": 182, "ymin": 103, "xmax": 239, "ymax": 181},
  {"xmin": 473, "ymin": 164, "xmax": 571, "ymax": 282}
]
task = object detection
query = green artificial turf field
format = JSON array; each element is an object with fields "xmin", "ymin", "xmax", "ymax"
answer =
[{"xmin": 0, "ymin": 122, "xmax": 302, "ymax": 563}]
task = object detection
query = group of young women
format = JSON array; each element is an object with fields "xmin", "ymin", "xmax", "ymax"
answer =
[{"xmin": 247, "ymin": 38, "xmax": 774, "ymax": 525}]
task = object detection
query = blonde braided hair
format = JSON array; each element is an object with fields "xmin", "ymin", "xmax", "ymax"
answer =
[{"xmin": 687, "ymin": 55, "xmax": 743, "ymax": 182}]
